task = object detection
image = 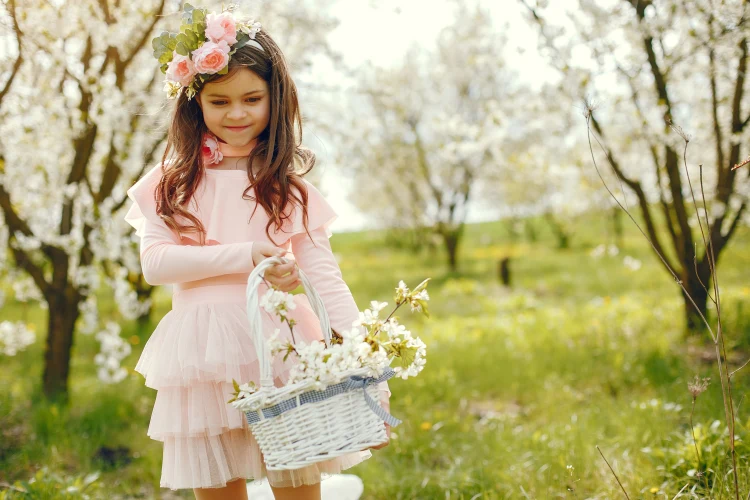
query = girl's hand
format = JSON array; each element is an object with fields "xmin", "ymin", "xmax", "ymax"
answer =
[
  {"xmin": 252, "ymin": 242, "xmax": 301, "ymax": 292},
  {"xmin": 368, "ymin": 393, "xmax": 392, "ymax": 450},
  {"xmin": 369, "ymin": 423, "xmax": 391, "ymax": 450}
]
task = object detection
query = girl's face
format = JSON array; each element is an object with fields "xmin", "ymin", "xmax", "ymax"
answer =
[{"xmin": 198, "ymin": 67, "xmax": 270, "ymax": 148}]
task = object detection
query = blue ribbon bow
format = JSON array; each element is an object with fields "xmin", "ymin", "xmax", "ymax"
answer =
[
  {"xmin": 244, "ymin": 367, "xmax": 402, "ymax": 428},
  {"xmin": 342, "ymin": 371, "xmax": 402, "ymax": 427}
]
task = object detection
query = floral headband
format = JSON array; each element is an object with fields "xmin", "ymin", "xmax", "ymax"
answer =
[{"xmin": 152, "ymin": 3, "xmax": 263, "ymax": 100}]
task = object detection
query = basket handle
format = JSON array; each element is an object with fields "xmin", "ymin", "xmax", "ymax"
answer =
[{"xmin": 245, "ymin": 256, "xmax": 332, "ymax": 389}]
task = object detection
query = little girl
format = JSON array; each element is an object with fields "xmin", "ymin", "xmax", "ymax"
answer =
[{"xmin": 123, "ymin": 8, "xmax": 390, "ymax": 500}]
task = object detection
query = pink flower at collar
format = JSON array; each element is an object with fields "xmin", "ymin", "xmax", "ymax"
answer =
[{"xmin": 202, "ymin": 134, "xmax": 223, "ymax": 165}]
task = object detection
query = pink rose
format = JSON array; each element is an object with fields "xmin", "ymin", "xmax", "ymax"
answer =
[
  {"xmin": 205, "ymin": 12, "xmax": 238, "ymax": 45},
  {"xmin": 165, "ymin": 52, "xmax": 197, "ymax": 87},
  {"xmin": 192, "ymin": 40, "xmax": 231, "ymax": 74},
  {"xmin": 202, "ymin": 135, "xmax": 223, "ymax": 165}
]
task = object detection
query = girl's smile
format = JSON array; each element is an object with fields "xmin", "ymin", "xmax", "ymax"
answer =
[{"xmin": 225, "ymin": 124, "xmax": 251, "ymax": 132}]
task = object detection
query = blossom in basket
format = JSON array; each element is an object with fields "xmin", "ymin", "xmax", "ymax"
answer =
[
  {"xmin": 392, "ymin": 336, "xmax": 427, "ymax": 380},
  {"xmin": 228, "ymin": 379, "xmax": 258, "ymax": 405},
  {"xmin": 284, "ymin": 326, "xmax": 390, "ymax": 388},
  {"xmin": 379, "ymin": 318, "xmax": 427, "ymax": 380},
  {"xmin": 395, "ymin": 278, "xmax": 431, "ymax": 317},
  {"xmin": 409, "ymin": 289, "xmax": 430, "ymax": 313},
  {"xmin": 267, "ymin": 328, "xmax": 284, "ymax": 356},
  {"xmin": 205, "ymin": 11, "xmax": 238, "ymax": 45},
  {"xmin": 395, "ymin": 280, "xmax": 410, "ymax": 303},
  {"xmin": 165, "ymin": 52, "xmax": 197, "ymax": 87},
  {"xmin": 238, "ymin": 382, "xmax": 257, "ymax": 398},
  {"xmin": 354, "ymin": 301, "xmax": 387, "ymax": 328},
  {"xmin": 260, "ymin": 288, "xmax": 296, "ymax": 319},
  {"xmin": 191, "ymin": 40, "xmax": 231, "ymax": 74}
]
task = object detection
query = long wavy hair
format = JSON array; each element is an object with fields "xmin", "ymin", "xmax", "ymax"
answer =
[{"xmin": 155, "ymin": 29, "xmax": 316, "ymax": 246}]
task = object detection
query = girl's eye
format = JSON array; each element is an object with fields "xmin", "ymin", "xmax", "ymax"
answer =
[{"xmin": 210, "ymin": 98, "xmax": 261, "ymax": 105}]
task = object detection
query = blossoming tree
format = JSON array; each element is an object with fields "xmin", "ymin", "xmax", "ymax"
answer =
[
  {"xmin": 335, "ymin": 3, "xmax": 512, "ymax": 272},
  {"xmin": 522, "ymin": 0, "xmax": 750, "ymax": 331},
  {"xmin": 0, "ymin": 0, "xmax": 341, "ymax": 400}
]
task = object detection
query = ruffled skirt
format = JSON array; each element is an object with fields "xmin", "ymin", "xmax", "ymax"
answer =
[{"xmin": 136, "ymin": 283, "xmax": 373, "ymax": 490}]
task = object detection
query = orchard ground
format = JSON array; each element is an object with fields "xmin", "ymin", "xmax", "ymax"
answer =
[{"xmin": 3, "ymin": 213, "xmax": 750, "ymax": 499}]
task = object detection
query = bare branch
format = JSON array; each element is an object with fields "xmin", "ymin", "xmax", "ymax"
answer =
[
  {"xmin": 596, "ymin": 445, "xmax": 630, "ymax": 500},
  {"xmin": 0, "ymin": 0, "xmax": 23, "ymax": 106}
]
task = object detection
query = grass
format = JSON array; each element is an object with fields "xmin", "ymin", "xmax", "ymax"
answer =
[{"xmin": 3, "ymin": 211, "xmax": 750, "ymax": 498}]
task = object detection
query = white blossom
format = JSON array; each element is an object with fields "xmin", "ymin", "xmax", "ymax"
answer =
[
  {"xmin": 94, "ymin": 322, "xmax": 131, "ymax": 384},
  {"xmin": 0, "ymin": 321, "xmax": 36, "ymax": 356},
  {"xmin": 259, "ymin": 288, "xmax": 297, "ymax": 320}
]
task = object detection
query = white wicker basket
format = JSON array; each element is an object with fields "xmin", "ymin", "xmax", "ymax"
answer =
[{"xmin": 237, "ymin": 256, "xmax": 401, "ymax": 471}]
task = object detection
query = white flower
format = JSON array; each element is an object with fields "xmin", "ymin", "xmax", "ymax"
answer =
[
  {"xmin": 623, "ymin": 256, "xmax": 642, "ymax": 271},
  {"xmin": 0, "ymin": 321, "xmax": 36, "ymax": 356},
  {"xmin": 395, "ymin": 280, "xmax": 410, "ymax": 302},
  {"xmin": 370, "ymin": 301, "xmax": 388, "ymax": 314},
  {"xmin": 354, "ymin": 308, "xmax": 381, "ymax": 327},
  {"xmin": 589, "ymin": 244, "xmax": 605, "ymax": 258},
  {"xmin": 93, "ymin": 322, "xmax": 131, "ymax": 384},
  {"xmin": 239, "ymin": 20, "xmax": 262, "ymax": 38},
  {"xmin": 260, "ymin": 289, "xmax": 297, "ymax": 319}
]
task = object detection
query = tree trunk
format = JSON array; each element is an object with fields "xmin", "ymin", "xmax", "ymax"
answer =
[
  {"xmin": 611, "ymin": 206, "xmax": 623, "ymax": 249},
  {"xmin": 441, "ymin": 229, "xmax": 462, "ymax": 272},
  {"xmin": 524, "ymin": 219, "xmax": 537, "ymax": 242},
  {"xmin": 498, "ymin": 257, "xmax": 511, "ymax": 286},
  {"xmin": 42, "ymin": 287, "xmax": 82, "ymax": 401},
  {"xmin": 544, "ymin": 213, "xmax": 570, "ymax": 249},
  {"xmin": 683, "ymin": 257, "xmax": 712, "ymax": 334}
]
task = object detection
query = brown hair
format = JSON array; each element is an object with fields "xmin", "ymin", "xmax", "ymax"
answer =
[{"xmin": 155, "ymin": 29, "xmax": 316, "ymax": 246}]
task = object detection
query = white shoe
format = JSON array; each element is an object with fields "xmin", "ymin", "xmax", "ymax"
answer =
[{"xmin": 246, "ymin": 474, "xmax": 364, "ymax": 499}]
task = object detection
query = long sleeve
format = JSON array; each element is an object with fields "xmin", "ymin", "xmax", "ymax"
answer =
[
  {"xmin": 291, "ymin": 227, "xmax": 391, "ymax": 400},
  {"xmin": 124, "ymin": 162, "xmax": 257, "ymax": 286},
  {"xmin": 138, "ymin": 217, "xmax": 256, "ymax": 286}
]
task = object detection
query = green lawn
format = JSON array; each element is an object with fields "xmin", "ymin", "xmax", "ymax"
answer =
[{"xmin": 3, "ymin": 212, "xmax": 750, "ymax": 499}]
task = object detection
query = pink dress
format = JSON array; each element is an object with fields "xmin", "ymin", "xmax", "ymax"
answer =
[{"xmin": 123, "ymin": 150, "xmax": 390, "ymax": 490}]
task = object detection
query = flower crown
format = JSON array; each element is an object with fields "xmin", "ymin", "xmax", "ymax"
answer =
[{"xmin": 152, "ymin": 3, "xmax": 263, "ymax": 100}]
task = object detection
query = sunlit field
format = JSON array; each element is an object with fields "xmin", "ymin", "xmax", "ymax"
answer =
[{"xmin": 3, "ymin": 213, "xmax": 750, "ymax": 499}]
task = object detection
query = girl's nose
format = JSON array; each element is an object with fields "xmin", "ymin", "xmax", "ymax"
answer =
[{"xmin": 227, "ymin": 105, "xmax": 247, "ymax": 120}]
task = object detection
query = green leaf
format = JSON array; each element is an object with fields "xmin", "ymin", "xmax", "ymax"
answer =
[
  {"xmin": 192, "ymin": 8, "xmax": 205, "ymax": 23},
  {"xmin": 158, "ymin": 51, "xmax": 173, "ymax": 64},
  {"xmin": 183, "ymin": 3, "xmax": 194, "ymax": 12},
  {"xmin": 377, "ymin": 330, "xmax": 390, "ymax": 344},
  {"xmin": 160, "ymin": 63, "xmax": 168, "ymax": 74},
  {"xmin": 393, "ymin": 345, "xmax": 417, "ymax": 371},
  {"xmin": 419, "ymin": 301, "xmax": 430, "ymax": 318},
  {"xmin": 233, "ymin": 33, "xmax": 250, "ymax": 51},
  {"xmin": 412, "ymin": 277, "xmax": 431, "ymax": 294},
  {"xmin": 186, "ymin": 29, "xmax": 201, "ymax": 48},
  {"xmin": 175, "ymin": 41, "xmax": 188, "ymax": 56},
  {"xmin": 218, "ymin": 64, "xmax": 229, "ymax": 75},
  {"xmin": 232, "ymin": 379, "xmax": 240, "ymax": 393}
]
